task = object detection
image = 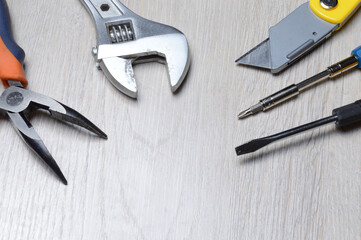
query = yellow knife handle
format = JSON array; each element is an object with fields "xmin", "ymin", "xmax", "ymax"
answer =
[{"xmin": 310, "ymin": 0, "xmax": 361, "ymax": 26}]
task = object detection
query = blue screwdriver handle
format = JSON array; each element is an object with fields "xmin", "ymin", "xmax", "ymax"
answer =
[
  {"xmin": 0, "ymin": 0, "xmax": 27, "ymax": 88},
  {"xmin": 352, "ymin": 46, "xmax": 361, "ymax": 69}
]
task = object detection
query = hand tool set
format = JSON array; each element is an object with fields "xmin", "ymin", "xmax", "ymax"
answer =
[
  {"xmin": 2, "ymin": 0, "xmax": 361, "ymax": 184},
  {"xmin": 1, "ymin": 0, "xmax": 189, "ymax": 184},
  {"xmin": 236, "ymin": 0, "xmax": 361, "ymax": 156}
]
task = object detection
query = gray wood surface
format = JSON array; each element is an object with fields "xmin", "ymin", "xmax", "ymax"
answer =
[{"xmin": 1, "ymin": 0, "xmax": 360, "ymax": 239}]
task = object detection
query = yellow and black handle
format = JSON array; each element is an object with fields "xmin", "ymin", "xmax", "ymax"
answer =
[{"xmin": 0, "ymin": 0, "xmax": 27, "ymax": 88}]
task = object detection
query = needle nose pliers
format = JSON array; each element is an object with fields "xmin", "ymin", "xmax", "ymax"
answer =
[{"xmin": 0, "ymin": 0, "xmax": 107, "ymax": 185}]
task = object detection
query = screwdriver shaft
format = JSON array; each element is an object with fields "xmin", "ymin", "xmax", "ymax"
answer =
[
  {"xmin": 238, "ymin": 56, "xmax": 359, "ymax": 119},
  {"xmin": 266, "ymin": 115, "xmax": 338, "ymax": 141},
  {"xmin": 235, "ymin": 115, "xmax": 338, "ymax": 155}
]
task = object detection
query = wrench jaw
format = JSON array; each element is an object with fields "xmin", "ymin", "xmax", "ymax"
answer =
[
  {"xmin": 99, "ymin": 57, "xmax": 138, "ymax": 98},
  {"xmin": 162, "ymin": 34, "xmax": 190, "ymax": 93},
  {"xmin": 96, "ymin": 32, "xmax": 190, "ymax": 98}
]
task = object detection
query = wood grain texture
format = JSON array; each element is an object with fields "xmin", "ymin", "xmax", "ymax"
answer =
[{"xmin": 1, "ymin": 0, "xmax": 360, "ymax": 239}]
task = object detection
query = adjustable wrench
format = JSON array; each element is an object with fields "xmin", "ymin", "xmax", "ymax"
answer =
[{"xmin": 80, "ymin": 0, "xmax": 191, "ymax": 98}]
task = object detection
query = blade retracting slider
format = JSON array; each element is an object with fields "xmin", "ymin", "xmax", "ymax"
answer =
[
  {"xmin": 236, "ymin": 100, "xmax": 361, "ymax": 155},
  {"xmin": 238, "ymin": 46, "xmax": 361, "ymax": 119}
]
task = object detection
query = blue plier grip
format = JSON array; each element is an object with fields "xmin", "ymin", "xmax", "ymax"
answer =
[{"xmin": 0, "ymin": 0, "xmax": 24, "ymax": 63}]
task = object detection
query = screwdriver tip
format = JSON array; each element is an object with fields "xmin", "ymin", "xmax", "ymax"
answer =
[
  {"xmin": 235, "ymin": 138, "xmax": 274, "ymax": 156},
  {"xmin": 238, "ymin": 108, "xmax": 252, "ymax": 119},
  {"xmin": 238, "ymin": 102, "xmax": 264, "ymax": 119}
]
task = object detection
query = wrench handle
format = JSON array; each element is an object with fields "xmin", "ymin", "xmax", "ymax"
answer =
[
  {"xmin": 0, "ymin": 0, "xmax": 27, "ymax": 88},
  {"xmin": 80, "ymin": 0, "xmax": 131, "ymax": 19}
]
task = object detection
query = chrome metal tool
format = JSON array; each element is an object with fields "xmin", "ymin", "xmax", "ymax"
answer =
[
  {"xmin": 236, "ymin": 0, "xmax": 361, "ymax": 73},
  {"xmin": 238, "ymin": 46, "xmax": 361, "ymax": 119},
  {"xmin": 0, "ymin": 0, "xmax": 107, "ymax": 184},
  {"xmin": 80, "ymin": 0, "xmax": 190, "ymax": 98}
]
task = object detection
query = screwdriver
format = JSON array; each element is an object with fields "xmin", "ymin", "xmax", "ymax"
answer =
[
  {"xmin": 235, "ymin": 100, "xmax": 361, "ymax": 156},
  {"xmin": 238, "ymin": 46, "xmax": 361, "ymax": 119}
]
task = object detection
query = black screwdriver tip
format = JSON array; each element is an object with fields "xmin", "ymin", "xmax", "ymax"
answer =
[{"xmin": 235, "ymin": 138, "xmax": 274, "ymax": 156}]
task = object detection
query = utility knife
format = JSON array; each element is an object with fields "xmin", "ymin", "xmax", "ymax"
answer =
[{"xmin": 236, "ymin": 0, "xmax": 361, "ymax": 73}]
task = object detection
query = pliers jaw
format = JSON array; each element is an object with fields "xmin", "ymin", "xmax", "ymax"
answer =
[{"xmin": 0, "ymin": 87, "xmax": 107, "ymax": 184}]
